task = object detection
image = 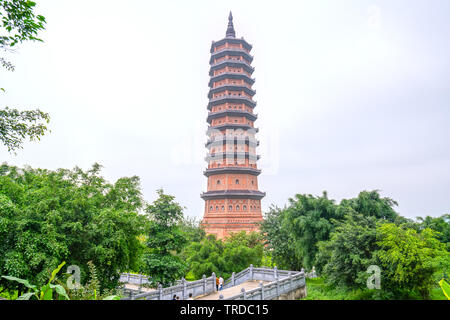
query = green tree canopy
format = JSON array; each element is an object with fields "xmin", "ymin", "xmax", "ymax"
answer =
[
  {"xmin": 0, "ymin": 163, "xmax": 146, "ymax": 293},
  {"xmin": 183, "ymin": 231, "xmax": 264, "ymax": 280},
  {"xmin": 141, "ymin": 189, "xmax": 187, "ymax": 287},
  {"xmin": 376, "ymin": 223, "xmax": 449, "ymax": 299}
]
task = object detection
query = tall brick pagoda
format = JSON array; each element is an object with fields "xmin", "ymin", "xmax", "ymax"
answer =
[{"xmin": 201, "ymin": 12, "xmax": 265, "ymax": 239}]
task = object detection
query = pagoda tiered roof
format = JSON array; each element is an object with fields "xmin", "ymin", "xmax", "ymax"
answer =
[
  {"xmin": 201, "ymin": 190, "xmax": 266, "ymax": 200},
  {"xmin": 209, "ymin": 72, "xmax": 255, "ymax": 87}
]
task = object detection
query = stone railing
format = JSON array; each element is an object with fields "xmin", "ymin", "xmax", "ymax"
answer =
[
  {"xmin": 121, "ymin": 273, "xmax": 217, "ymax": 300},
  {"xmin": 120, "ymin": 265, "xmax": 306, "ymax": 300},
  {"xmin": 220, "ymin": 270, "xmax": 306, "ymax": 300},
  {"xmin": 119, "ymin": 273, "xmax": 151, "ymax": 286},
  {"xmin": 223, "ymin": 265, "xmax": 300, "ymax": 289}
]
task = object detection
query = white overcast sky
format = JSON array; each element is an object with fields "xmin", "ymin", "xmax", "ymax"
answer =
[{"xmin": 1, "ymin": 0, "xmax": 449, "ymax": 219}]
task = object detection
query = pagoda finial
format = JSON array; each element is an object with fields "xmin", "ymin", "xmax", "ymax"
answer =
[{"xmin": 226, "ymin": 11, "xmax": 236, "ymax": 38}]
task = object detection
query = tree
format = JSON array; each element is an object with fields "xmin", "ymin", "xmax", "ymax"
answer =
[
  {"xmin": 0, "ymin": 107, "xmax": 50, "ymax": 152},
  {"xmin": 315, "ymin": 212, "xmax": 380, "ymax": 289},
  {"xmin": 339, "ymin": 190, "xmax": 399, "ymax": 222},
  {"xmin": 261, "ymin": 205, "xmax": 302, "ymax": 271},
  {"xmin": 0, "ymin": 163, "xmax": 146, "ymax": 293},
  {"xmin": 178, "ymin": 216, "xmax": 206, "ymax": 243},
  {"xmin": 376, "ymin": 223, "xmax": 449, "ymax": 299},
  {"xmin": 183, "ymin": 231, "xmax": 264, "ymax": 280},
  {"xmin": 1, "ymin": 0, "xmax": 49, "ymax": 152},
  {"xmin": 417, "ymin": 214, "xmax": 450, "ymax": 245},
  {"xmin": 1, "ymin": 0, "xmax": 46, "ymax": 67},
  {"xmin": 141, "ymin": 189, "xmax": 187, "ymax": 287},
  {"xmin": 283, "ymin": 192, "xmax": 344, "ymax": 269}
]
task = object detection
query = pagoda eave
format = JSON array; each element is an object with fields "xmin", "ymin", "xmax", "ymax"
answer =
[
  {"xmin": 210, "ymin": 37, "xmax": 253, "ymax": 53},
  {"xmin": 201, "ymin": 190, "xmax": 266, "ymax": 200},
  {"xmin": 203, "ymin": 167, "xmax": 262, "ymax": 177}
]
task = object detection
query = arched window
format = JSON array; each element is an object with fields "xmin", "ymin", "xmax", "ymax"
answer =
[
  {"xmin": 229, "ymin": 205, "xmax": 233, "ymax": 211},
  {"xmin": 236, "ymin": 205, "xmax": 240, "ymax": 211},
  {"xmin": 235, "ymin": 179, "xmax": 240, "ymax": 185},
  {"xmin": 210, "ymin": 206, "xmax": 213, "ymax": 211},
  {"xmin": 221, "ymin": 206, "xmax": 225, "ymax": 211},
  {"xmin": 217, "ymin": 180, "xmax": 221, "ymax": 185},
  {"xmin": 243, "ymin": 205, "xmax": 247, "ymax": 211},
  {"xmin": 216, "ymin": 206, "xmax": 219, "ymax": 211}
]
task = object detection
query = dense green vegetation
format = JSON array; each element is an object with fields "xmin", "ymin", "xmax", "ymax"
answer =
[
  {"xmin": 262, "ymin": 190, "xmax": 450, "ymax": 300},
  {"xmin": 0, "ymin": 163, "xmax": 146, "ymax": 296},
  {"xmin": 0, "ymin": 162, "xmax": 448, "ymax": 300}
]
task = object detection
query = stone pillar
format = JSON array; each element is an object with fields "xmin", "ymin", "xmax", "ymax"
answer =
[
  {"xmin": 212, "ymin": 272, "xmax": 216, "ymax": 292},
  {"xmin": 259, "ymin": 281, "xmax": 264, "ymax": 300},
  {"xmin": 249, "ymin": 264, "xmax": 253, "ymax": 281},
  {"xmin": 241, "ymin": 287, "xmax": 246, "ymax": 300},
  {"xmin": 274, "ymin": 266, "xmax": 278, "ymax": 280},
  {"xmin": 232, "ymin": 272, "xmax": 235, "ymax": 286},
  {"xmin": 182, "ymin": 278, "xmax": 186, "ymax": 300},
  {"xmin": 202, "ymin": 275, "xmax": 207, "ymax": 295},
  {"xmin": 158, "ymin": 284, "xmax": 163, "ymax": 300},
  {"xmin": 126, "ymin": 273, "xmax": 130, "ymax": 283}
]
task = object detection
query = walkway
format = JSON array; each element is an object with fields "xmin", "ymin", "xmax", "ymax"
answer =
[{"xmin": 195, "ymin": 280, "xmax": 268, "ymax": 300}]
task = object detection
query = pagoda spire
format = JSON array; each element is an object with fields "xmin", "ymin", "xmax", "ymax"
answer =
[{"xmin": 226, "ymin": 11, "xmax": 236, "ymax": 38}]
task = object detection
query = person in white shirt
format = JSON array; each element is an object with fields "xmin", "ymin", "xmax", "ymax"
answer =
[
  {"xmin": 219, "ymin": 276, "xmax": 224, "ymax": 290},
  {"xmin": 187, "ymin": 293, "xmax": 194, "ymax": 300}
]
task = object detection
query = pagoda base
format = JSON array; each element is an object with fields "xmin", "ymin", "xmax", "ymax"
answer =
[{"xmin": 201, "ymin": 214, "xmax": 263, "ymax": 240}]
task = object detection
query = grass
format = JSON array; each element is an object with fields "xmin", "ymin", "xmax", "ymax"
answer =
[{"xmin": 302, "ymin": 277, "xmax": 448, "ymax": 300}]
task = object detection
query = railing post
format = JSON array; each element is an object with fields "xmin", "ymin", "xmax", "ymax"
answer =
[
  {"xmin": 232, "ymin": 272, "xmax": 235, "ymax": 286},
  {"xmin": 139, "ymin": 274, "xmax": 143, "ymax": 292},
  {"xmin": 241, "ymin": 287, "xmax": 246, "ymax": 300},
  {"xmin": 212, "ymin": 272, "xmax": 216, "ymax": 292},
  {"xmin": 274, "ymin": 266, "xmax": 278, "ymax": 280},
  {"xmin": 182, "ymin": 277, "xmax": 186, "ymax": 300},
  {"xmin": 276, "ymin": 277, "xmax": 280, "ymax": 297},
  {"xmin": 219, "ymin": 294, "xmax": 224, "ymax": 300},
  {"xmin": 126, "ymin": 273, "xmax": 130, "ymax": 283},
  {"xmin": 158, "ymin": 284, "xmax": 163, "ymax": 300},
  {"xmin": 259, "ymin": 281, "xmax": 264, "ymax": 300},
  {"xmin": 287, "ymin": 271, "xmax": 292, "ymax": 291},
  {"xmin": 249, "ymin": 264, "xmax": 253, "ymax": 281},
  {"xmin": 202, "ymin": 275, "xmax": 206, "ymax": 295}
]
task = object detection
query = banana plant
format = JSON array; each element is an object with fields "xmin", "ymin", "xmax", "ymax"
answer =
[
  {"xmin": 1, "ymin": 261, "xmax": 70, "ymax": 300},
  {"xmin": 439, "ymin": 279, "xmax": 450, "ymax": 300}
]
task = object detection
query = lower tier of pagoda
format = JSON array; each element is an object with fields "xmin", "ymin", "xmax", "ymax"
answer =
[{"xmin": 201, "ymin": 214, "xmax": 263, "ymax": 240}]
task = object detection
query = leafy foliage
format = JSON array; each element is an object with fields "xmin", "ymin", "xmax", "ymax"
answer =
[
  {"xmin": 64, "ymin": 261, "xmax": 119, "ymax": 300},
  {"xmin": 183, "ymin": 231, "xmax": 264, "ymax": 280},
  {"xmin": 0, "ymin": 107, "xmax": 50, "ymax": 152},
  {"xmin": 0, "ymin": 0, "xmax": 46, "ymax": 50},
  {"xmin": 141, "ymin": 189, "xmax": 187, "ymax": 288},
  {"xmin": 2, "ymin": 261, "xmax": 69, "ymax": 300},
  {"xmin": 376, "ymin": 223, "xmax": 449, "ymax": 299},
  {"xmin": 315, "ymin": 212, "xmax": 380, "ymax": 289},
  {"xmin": 1, "ymin": 1, "xmax": 49, "ymax": 152},
  {"xmin": 0, "ymin": 163, "xmax": 146, "ymax": 293}
]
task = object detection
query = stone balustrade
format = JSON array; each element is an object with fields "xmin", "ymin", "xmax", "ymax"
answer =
[{"xmin": 120, "ymin": 265, "xmax": 306, "ymax": 300}]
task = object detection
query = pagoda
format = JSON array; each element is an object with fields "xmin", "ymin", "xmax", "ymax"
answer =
[{"xmin": 201, "ymin": 12, "xmax": 265, "ymax": 239}]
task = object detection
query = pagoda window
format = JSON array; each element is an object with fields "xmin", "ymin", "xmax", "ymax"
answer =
[
  {"xmin": 221, "ymin": 206, "xmax": 225, "ymax": 211},
  {"xmin": 217, "ymin": 180, "xmax": 221, "ymax": 185},
  {"xmin": 236, "ymin": 205, "xmax": 240, "ymax": 211},
  {"xmin": 236, "ymin": 179, "xmax": 240, "ymax": 185},
  {"xmin": 216, "ymin": 206, "xmax": 219, "ymax": 211},
  {"xmin": 210, "ymin": 206, "xmax": 213, "ymax": 211},
  {"xmin": 229, "ymin": 205, "xmax": 233, "ymax": 211},
  {"xmin": 243, "ymin": 205, "xmax": 247, "ymax": 211}
]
